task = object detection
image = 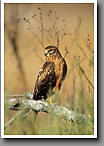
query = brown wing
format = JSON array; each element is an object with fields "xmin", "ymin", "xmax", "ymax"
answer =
[{"xmin": 33, "ymin": 62, "xmax": 56, "ymax": 100}]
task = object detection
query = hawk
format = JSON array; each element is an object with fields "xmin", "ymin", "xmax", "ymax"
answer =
[{"xmin": 33, "ymin": 46, "xmax": 67, "ymax": 101}]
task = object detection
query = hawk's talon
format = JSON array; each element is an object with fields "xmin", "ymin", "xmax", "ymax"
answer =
[{"xmin": 49, "ymin": 98, "xmax": 56, "ymax": 105}]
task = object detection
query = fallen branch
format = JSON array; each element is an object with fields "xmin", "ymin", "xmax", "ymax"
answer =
[{"xmin": 5, "ymin": 92, "xmax": 91, "ymax": 129}]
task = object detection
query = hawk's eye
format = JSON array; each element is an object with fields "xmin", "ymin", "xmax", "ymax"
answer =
[{"xmin": 48, "ymin": 49, "xmax": 55, "ymax": 54}]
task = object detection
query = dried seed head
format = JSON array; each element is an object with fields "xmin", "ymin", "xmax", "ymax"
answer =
[
  {"xmin": 38, "ymin": 7, "xmax": 41, "ymax": 10},
  {"xmin": 63, "ymin": 19, "xmax": 65, "ymax": 22},
  {"xmin": 49, "ymin": 10, "xmax": 52, "ymax": 13}
]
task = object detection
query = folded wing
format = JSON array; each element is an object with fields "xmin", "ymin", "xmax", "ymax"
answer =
[{"xmin": 33, "ymin": 62, "xmax": 56, "ymax": 100}]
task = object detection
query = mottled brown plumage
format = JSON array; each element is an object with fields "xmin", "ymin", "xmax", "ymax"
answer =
[{"xmin": 33, "ymin": 46, "xmax": 67, "ymax": 100}]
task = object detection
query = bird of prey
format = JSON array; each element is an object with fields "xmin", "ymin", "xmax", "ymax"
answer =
[
  {"xmin": 33, "ymin": 46, "xmax": 67, "ymax": 101},
  {"xmin": 33, "ymin": 46, "xmax": 67, "ymax": 120}
]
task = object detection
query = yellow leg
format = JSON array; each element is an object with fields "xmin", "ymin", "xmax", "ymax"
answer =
[
  {"xmin": 49, "ymin": 98, "xmax": 53, "ymax": 104},
  {"xmin": 49, "ymin": 98, "xmax": 56, "ymax": 105}
]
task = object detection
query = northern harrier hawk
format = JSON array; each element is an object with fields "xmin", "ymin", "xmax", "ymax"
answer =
[{"xmin": 33, "ymin": 46, "xmax": 67, "ymax": 101}]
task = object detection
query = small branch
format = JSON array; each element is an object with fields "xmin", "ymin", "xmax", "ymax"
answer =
[
  {"xmin": 76, "ymin": 43, "xmax": 94, "ymax": 66},
  {"xmin": 79, "ymin": 66, "xmax": 94, "ymax": 90},
  {"xmin": 68, "ymin": 57, "xmax": 85, "ymax": 76},
  {"xmin": 4, "ymin": 109, "xmax": 33, "ymax": 129},
  {"xmin": 33, "ymin": 48, "xmax": 45, "ymax": 63},
  {"xmin": 22, "ymin": 110, "xmax": 33, "ymax": 121},
  {"xmin": 5, "ymin": 110, "xmax": 23, "ymax": 129},
  {"xmin": 5, "ymin": 92, "xmax": 33, "ymax": 99}
]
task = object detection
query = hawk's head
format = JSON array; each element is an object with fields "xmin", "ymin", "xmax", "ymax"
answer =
[{"xmin": 44, "ymin": 46, "xmax": 61, "ymax": 60}]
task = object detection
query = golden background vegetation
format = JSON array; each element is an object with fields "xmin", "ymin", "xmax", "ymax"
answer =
[{"xmin": 4, "ymin": 3, "xmax": 94, "ymax": 135}]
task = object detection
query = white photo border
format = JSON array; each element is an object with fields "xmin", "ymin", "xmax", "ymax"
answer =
[{"xmin": 1, "ymin": 0, "xmax": 97, "ymax": 138}]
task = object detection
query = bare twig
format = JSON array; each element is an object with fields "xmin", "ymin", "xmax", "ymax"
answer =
[
  {"xmin": 5, "ymin": 92, "xmax": 33, "ymax": 99},
  {"xmin": 76, "ymin": 43, "xmax": 93, "ymax": 65},
  {"xmin": 33, "ymin": 48, "xmax": 45, "ymax": 63},
  {"xmin": 68, "ymin": 57, "xmax": 85, "ymax": 76},
  {"xmin": 22, "ymin": 109, "xmax": 33, "ymax": 121},
  {"xmin": 79, "ymin": 66, "xmax": 94, "ymax": 90},
  {"xmin": 5, "ymin": 110, "xmax": 23, "ymax": 129},
  {"xmin": 5, "ymin": 108, "xmax": 33, "ymax": 129}
]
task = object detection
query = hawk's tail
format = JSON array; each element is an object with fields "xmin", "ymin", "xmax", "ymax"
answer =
[{"xmin": 34, "ymin": 110, "xmax": 38, "ymax": 121}]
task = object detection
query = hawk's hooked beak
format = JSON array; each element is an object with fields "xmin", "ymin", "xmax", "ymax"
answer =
[{"xmin": 44, "ymin": 50, "xmax": 49, "ymax": 56}]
